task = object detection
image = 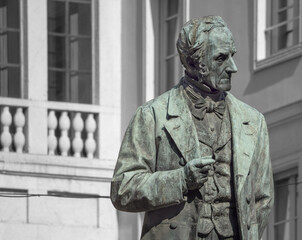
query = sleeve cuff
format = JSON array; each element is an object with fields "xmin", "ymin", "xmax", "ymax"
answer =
[{"xmin": 180, "ymin": 167, "xmax": 188, "ymax": 196}]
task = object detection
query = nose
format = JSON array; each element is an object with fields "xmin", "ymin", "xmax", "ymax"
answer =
[{"xmin": 226, "ymin": 56, "xmax": 238, "ymax": 73}]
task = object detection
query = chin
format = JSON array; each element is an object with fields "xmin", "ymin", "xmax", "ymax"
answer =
[
  {"xmin": 220, "ymin": 85, "xmax": 231, "ymax": 91},
  {"xmin": 217, "ymin": 79, "xmax": 231, "ymax": 91}
]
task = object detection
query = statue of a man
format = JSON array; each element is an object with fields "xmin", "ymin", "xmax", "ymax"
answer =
[{"xmin": 111, "ymin": 16, "xmax": 274, "ymax": 240}]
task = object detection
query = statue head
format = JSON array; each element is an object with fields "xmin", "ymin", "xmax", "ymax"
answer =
[{"xmin": 177, "ymin": 16, "xmax": 237, "ymax": 92}]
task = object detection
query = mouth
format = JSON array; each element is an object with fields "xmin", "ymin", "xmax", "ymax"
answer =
[
  {"xmin": 217, "ymin": 78, "xmax": 232, "ymax": 91},
  {"xmin": 219, "ymin": 78, "xmax": 231, "ymax": 85}
]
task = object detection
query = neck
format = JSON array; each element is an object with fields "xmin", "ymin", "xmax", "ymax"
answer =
[{"xmin": 184, "ymin": 74, "xmax": 224, "ymax": 102}]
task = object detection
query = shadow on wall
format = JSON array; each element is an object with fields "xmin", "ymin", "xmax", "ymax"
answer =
[
  {"xmin": 244, "ymin": 0, "xmax": 300, "ymax": 95},
  {"xmin": 119, "ymin": 0, "xmax": 145, "ymax": 240},
  {"xmin": 121, "ymin": 0, "xmax": 144, "ymax": 135},
  {"xmin": 244, "ymin": 59, "xmax": 300, "ymax": 95},
  {"xmin": 117, "ymin": 211, "xmax": 141, "ymax": 240}
]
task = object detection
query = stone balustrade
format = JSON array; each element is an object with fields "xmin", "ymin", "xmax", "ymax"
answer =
[
  {"xmin": 0, "ymin": 98, "xmax": 100, "ymax": 159},
  {"xmin": 0, "ymin": 106, "xmax": 26, "ymax": 153},
  {"xmin": 48, "ymin": 110, "xmax": 97, "ymax": 159}
]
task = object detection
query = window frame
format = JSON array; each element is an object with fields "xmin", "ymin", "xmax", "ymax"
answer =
[
  {"xmin": 271, "ymin": 169, "xmax": 298, "ymax": 240},
  {"xmin": 262, "ymin": 154, "xmax": 301, "ymax": 240},
  {"xmin": 47, "ymin": 0, "xmax": 99, "ymax": 105},
  {"xmin": 0, "ymin": 0, "xmax": 26, "ymax": 98},
  {"xmin": 254, "ymin": 0, "xmax": 302, "ymax": 71},
  {"xmin": 157, "ymin": 0, "xmax": 185, "ymax": 95}
]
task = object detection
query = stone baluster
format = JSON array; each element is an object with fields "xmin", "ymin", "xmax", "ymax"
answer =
[
  {"xmin": 48, "ymin": 110, "xmax": 58, "ymax": 155},
  {"xmin": 72, "ymin": 112, "xmax": 84, "ymax": 157},
  {"xmin": 59, "ymin": 111, "xmax": 71, "ymax": 156},
  {"xmin": 13, "ymin": 108, "xmax": 26, "ymax": 153},
  {"xmin": 0, "ymin": 107, "xmax": 12, "ymax": 152},
  {"xmin": 85, "ymin": 114, "xmax": 96, "ymax": 159}
]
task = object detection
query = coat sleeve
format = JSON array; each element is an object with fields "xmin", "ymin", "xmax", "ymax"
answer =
[
  {"xmin": 110, "ymin": 106, "xmax": 187, "ymax": 212},
  {"xmin": 254, "ymin": 114, "xmax": 274, "ymax": 238}
]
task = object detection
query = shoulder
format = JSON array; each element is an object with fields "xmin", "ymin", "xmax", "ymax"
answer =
[
  {"xmin": 139, "ymin": 84, "xmax": 181, "ymax": 113},
  {"xmin": 226, "ymin": 92, "xmax": 264, "ymax": 122}
]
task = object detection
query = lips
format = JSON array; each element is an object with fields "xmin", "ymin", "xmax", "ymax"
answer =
[{"xmin": 220, "ymin": 78, "xmax": 230, "ymax": 84}]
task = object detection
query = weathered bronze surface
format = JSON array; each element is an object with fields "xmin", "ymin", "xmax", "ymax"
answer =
[{"xmin": 111, "ymin": 16, "xmax": 274, "ymax": 240}]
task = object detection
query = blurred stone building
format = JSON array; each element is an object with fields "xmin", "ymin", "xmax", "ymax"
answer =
[{"xmin": 0, "ymin": 0, "xmax": 301, "ymax": 240}]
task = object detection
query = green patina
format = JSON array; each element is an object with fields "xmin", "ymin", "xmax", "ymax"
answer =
[{"xmin": 111, "ymin": 16, "xmax": 274, "ymax": 240}]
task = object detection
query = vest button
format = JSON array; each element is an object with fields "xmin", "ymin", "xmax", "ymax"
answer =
[{"xmin": 170, "ymin": 222, "xmax": 177, "ymax": 229}]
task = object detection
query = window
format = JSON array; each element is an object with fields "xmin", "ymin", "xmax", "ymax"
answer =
[
  {"xmin": 255, "ymin": 0, "xmax": 302, "ymax": 69},
  {"xmin": 158, "ymin": 0, "xmax": 184, "ymax": 94},
  {"xmin": 263, "ymin": 168, "xmax": 299, "ymax": 240},
  {"xmin": 0, "ymin": 0, "xmax": 21, "ymax": 98},
  {"xmin": 269, "ymin": 0, "xmax": 299, "ymax": 55},
  {"xmin": 48, "ymin": 0, "xmax": 93, "ymax": 104},
  {"xmin": 274, "ymin": 170, "xmax": 298, "ymax": 240}
]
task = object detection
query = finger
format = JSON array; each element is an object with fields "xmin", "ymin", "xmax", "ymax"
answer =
[
  {"xmin": 190, "ymin": 158, "xmax": 212, "ymax": 166},
  {"xmin": 194, "ymin": 158, "xmax": 215, "ymax": 168},
  {"xmin": 192, "ymin": 171, "xmax": 207, "ymax": 180},
  {"xmin": 199, "ymin": 166, "xmax": 211, "ymax": 173},
  {"xmin": 197, "ymin": 172, "xmax": 209, "ymax": 179},
  {"xmin": 196, "ymin": 177, "xmax": 208, "ymax": 185}
]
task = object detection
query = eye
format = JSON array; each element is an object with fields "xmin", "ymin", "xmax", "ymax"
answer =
[{"xmin": 216, "ymin": 54, "xmax": 227, "ymax": 62}]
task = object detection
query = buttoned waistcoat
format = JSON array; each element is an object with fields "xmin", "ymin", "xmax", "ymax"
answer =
[
  {"xmin": 191, "ymin": 105, "xmax": 239, "ymax": 238},
  {"xmin": 111, "ymin": 83, "xmax": 274, "ymax": 240}
]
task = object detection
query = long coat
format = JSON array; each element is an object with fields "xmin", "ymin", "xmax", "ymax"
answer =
[{"xmin": 111, "ymin": 84, "xmax": 274, "ymax": 240}]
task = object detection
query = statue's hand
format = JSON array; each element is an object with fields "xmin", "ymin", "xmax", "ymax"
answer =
[{"xmin": 183, "ymin": 157, "xmax": 215, "ymax": 190}]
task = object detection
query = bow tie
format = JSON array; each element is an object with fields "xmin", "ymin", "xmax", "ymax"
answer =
[{"xmin": 192, "ymin": 97, "xmax": 225, "ymax": 120}]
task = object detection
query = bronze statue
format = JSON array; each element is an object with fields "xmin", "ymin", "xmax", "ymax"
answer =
[{"xmin": 111, "ymin": 16, "xmax": 274, "ymax": 240}]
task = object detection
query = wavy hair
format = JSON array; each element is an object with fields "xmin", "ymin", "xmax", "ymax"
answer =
[{"xmin": 176, "ymin": 16, "xmax": 227, "ymax": 73}]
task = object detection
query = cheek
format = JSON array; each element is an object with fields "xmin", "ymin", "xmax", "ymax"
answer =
[
  {"xmin": 210, "ymin": 63, "xmax": 224, "ymax": 78},
  {"xmin": 216, "ymin": 63, "xmax": 227, "ymax": 76}
]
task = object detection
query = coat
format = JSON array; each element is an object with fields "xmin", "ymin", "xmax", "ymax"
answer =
[{"xmin": 111, "ymin": 83, "xmax": 274, "ymax": 240}]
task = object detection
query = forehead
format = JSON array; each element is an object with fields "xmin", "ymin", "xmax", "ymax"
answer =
[{"xmin": 208, "ymin": 27, "xmax": 236, "ymax": 54}]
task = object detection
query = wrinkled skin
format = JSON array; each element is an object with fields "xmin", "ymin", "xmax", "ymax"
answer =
[
  {"xmin": 202, "ymin": 28, "xmax": 238, "ymax": 91},
  {"xmin": 184, "ymin": 27, "xmax": 238, "ymax": 93}
]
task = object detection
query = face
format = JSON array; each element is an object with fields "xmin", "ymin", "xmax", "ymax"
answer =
[{"xmin": 198, "ymin": 27, "xmax": 237, "ymax": 91}]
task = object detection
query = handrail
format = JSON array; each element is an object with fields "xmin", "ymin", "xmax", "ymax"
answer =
[{"xmin": 0, "ymin": 97, "xmax": 105, "ymax": 113}]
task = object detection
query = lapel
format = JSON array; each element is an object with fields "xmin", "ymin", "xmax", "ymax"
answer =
[
  {"xmin": 196, "ymin": 122, "xmax": 216, "ymax": 147},
  {"xmin": 226, "ymin": 93, "xmax": 257, "ymax": 194},
  {"xmin": 164, "ymin": 85, "xmax": 200, "ymax": 164},
  {"xmin": 213, "ymin": 105, "xmax": 232, "ymax": 151},
  {"xmin": 163, "ymin": 86, "xmax": 257, "ymax": 192}
]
